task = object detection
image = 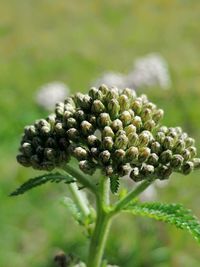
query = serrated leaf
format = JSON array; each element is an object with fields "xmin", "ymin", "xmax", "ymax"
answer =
[
  {"xmin": 10, "ymin": 172, "xmax": 75, "ymax": 196},
  {"xmin": 110, "ymin": 175, "xmax": 120, "ymax": 194},
  {"xmin": 123, "ymin": 202, "xmax": 200, "ymax": 243}
]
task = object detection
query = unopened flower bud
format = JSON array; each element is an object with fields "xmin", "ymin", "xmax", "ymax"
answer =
[
  {"xmin": 55, "ymin": 123, "xmax": 65, "ymax": 135},
  {"xmin": 113, "ymin": 149, "xmax": 125, "ymax": 163},
  {"xmin": 115, "ymin": 130, "xmax": 126, "ymax": 138},
  {"xmin": 87, "ymin": 135, "xmax": 100, "ymax": 147},
  {"xmin": 102, "ymin": 136, "xmax": 114, "ymax": 151},
  {"xmin": 89, "ymin": 87, "xmax": 103, "ymax": 101},
  {"xmin": 123, "ymin": 88, "xmax": 136, "ymax": 99},
  {"xmin": 73, "ymin": 147, "xmax": 88, "ymax": 160},
  {"xmin": 21, "ymin": 142, "xmax": 32, "ymax": 156},
  {"xmin": 67, "ymin": 128, "xmax": 80, "ymax": 141},
  {"xmin": 80, "ymin": 121, "xmax": 94, "ymax": 136},
  {"xmin": 141, "ymin": 164, "xmax": 155, "ymax": 177},
  {"xmin": 174, "ymin": 140, "xmax": 185, "ymax": 154},
  {"xmin": 193, "ymin": 158, "xmax": 200, "ymax": 169},
  {"xmin": 119, "ymin": 111, "xmax": 132, "ymax": 126},
  {"xmin": 107, "ymin": 87, "xmax": 119, "ymax": 99},
  {"xmin": 99, "ymin": 84, "xmax": 109, "ymax": 96},
  {"xmin": 111, "ymin": 119, "xmax": 123, "ymax": 132},
  {"xmin": 159, "ymin": 126, "xmax": 168, "ymax": 134},
  {"xmin": 107, "ymin": 99, "xmax": 120, "ymax": 119},
  {"xmin": 118, "ymin": 94, "xmax": 129, "ymax": 111},
  {"xmin": 138, "ymin": 131, "xmax": 150, "ymax": 146},
  {"xmin": 143, "ymin": 120, "xmax": 156, "ymax": 132},
  {"xmin": 157, "ymin": 165, "xmax": 172, "ymax": 180},
  {"xmin": 187, "ymin": 146, "xmax": 197, "ymax": 158},
  {"xmin": 125, "ymin": 146, "xmax": 138, "ymax": 162},
  {"xmin": 92, "ymin": 100, "xmax": 105, "ymax": 113},
  {"xmin": 124, "ymin": 124, "xmax": 136, "ymax": 135},
  {"xmin": 75, "ymin": 109, "xmax": 86, "ymax": 122},
  {"xmin": 141, "ymin": 108, "xmax": 152, "ymax": 121},
  {"xmin": 102, "ymin": 126, "xmax": 114, "ymax": 138},
  {"xmin": 131, "ymin": 100, "xmax": 142, "ymax": 114},
  {"xmin": 17, "ymin": 154, "xmax": 31, "ymax": 167},
  {"xmin": 182, "ymin": 149, "xmax": 191, "ymax": 161},
  {"xmin": 170, "ymin": 154, "xmax": 184, "ymax": 169},
  {"xmin": 185, "ymin": 137, "xmax": 195, "ymax": 147},
  {"xmin": 66, "ymin": 117, "xmax": 77, "ymax": 129},
  {"xmin": 153, "ymin": 109, "xmax": 164, "ymax": 122},
  {"xmin": 163, "ymin": 136, "xmax": 174, "ymax": 150},
  {"xmin": 97, "ymin": 113, "xmax": 111, "ymax": 128},
  {"xmin": 128, "ymin": 132, "xmax": 138, "ymax": 147},
  {"xmin": 90, "ymin": 147, "xmax": 99, "ymax": 159},
  {"xmin": 99, "ymin": 150, "xmax": 111, "ymax": 164},
  {"xmin": 105, "ymin": 165, "xmax": 114, "ymax": 176},
  {"xmin": 44, "ymin": 148, "xmax": 56, "ymax": 161},
  {"xmin": 114, "ymin": 134, "xmax": 128, "ymax": 150},
  {"xmin": 32, "ymin": 137, "xmax": 42, "ymax": 148},
  {"xmin": 155, "ymin": 131, "xmax": 165, "ymax": 143},
  {"xmin": 24, "ymin": 125, "xmax": 37, "ymax": 138},
  {"xmin": 118, "ymin": 163, "xmax": 130, "ymax": 177},
  {"xmin": 138, "ymin": 147, "xmax": 151, "ymax": 163},
  {"xmin": 79, "ymin": 160, "xmax": 95, "ymax": 175},
  {"xmin": 160, "ymin": 150, "xmax": 172, "ymax": 164},
  {"xmin": 132, "ymin": 116, "xmax": 142, "ymax": 130},
  {"xmin": 181, "ymin": 161, "xmax": 194, "ymax": 175},
  {"xmin": 130, "ymin": 167, "xmax": 143, "ymax": 182},
  {"xmin": 147, "ymin": 153, "xmax": 159, "ymax": 166},
  {"xmin": 151, "ymin": 141, "xmax": 161, "ymax": 154}
]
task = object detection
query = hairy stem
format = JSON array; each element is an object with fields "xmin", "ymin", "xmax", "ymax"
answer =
[{"xmin": 68, "ymin": 182, "xmax": 90, "ymax": 217}]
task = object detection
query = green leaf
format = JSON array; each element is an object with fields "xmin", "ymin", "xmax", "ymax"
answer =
[
  {"xmin": 110, "ymin": 175, "xmax": 120, "ymax": 194},
  {"xmin": 10, "ymin": 172, "xmax": 75, "ymax": 196},
  {"xmin": 123, "ymin": 202, "xmax": 200, "ymax": 243}
]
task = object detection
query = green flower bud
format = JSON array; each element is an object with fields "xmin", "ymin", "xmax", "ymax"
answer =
[
  {"xmin": 102, "ymin": 136, "xmax": 114, "ymax": 151},
  {"xmin": 99, "ymin": 150, "xmax": 111, "ymax": 164},
  {"xmin": 64, "ymin": 96, "xmax": 75, "ymax": 107},
  {"xmin": 144, "ymin": 102, "xmax": 156, "ymax": 111},
  {"xmin": 151, "ymin": 141, "xmax": 161, "ymax": 154},
  {"xmin": 175, "ymin": 127, "xmax": 182, "ymax": 135},
  {"xmin": 163, "ymin": 136, "xmax": 174, "ymax": 150},
  {"xmin": 102, "ymin": 126, "xmax": 115, "ymax": 138},
  {"xmin": 107, "ymin": 87, "xmax": 119, "ymax": 99},
  {"xmin": 153, "ymin": 109, "xmax": 164, "ymax": 122},
  {"xmin": 91, "ymin": 100, "xmax": 105, "ymax": 113},
  {"xmin": 97, "ymin": 113, "xmax": 111, "ymax": 128},
  {"xmin": 140, "ymin": 94, "xmax": 148, "ymax": 103},
  {"xmin": 187, "ymin": 146, "xmax": 197, "ymax": 158},
  {"xmin": 159, "ymin": 126, "xmax": 168, "ymax": 134},
  {"xmin": 87, "ymin": 135, "xmax": 100, "ymax": 147},
  {"xmin": 30, "ymin": 155, "xmax": 40, "ymax": 169},
  {"xmin": 75, "ymin": 109, "xmax": 86, "ymax": 122},
  {"xmin": 193, "ymin": 158, "xmax": 200, "ymax": 169},
  {"xmin": 119, "ymin": 111, "xmax": 132, "ymax": 126},
  {"xmin": 115, "ymin": 130, "xmax": 126, "ymax": 138},
  {"xmin": 67, "ymin": 128, "xmax": 80, "ymax": 141},
  {"xmin": 21, "ymin": 142, "xmax": 32, "ymax": 156},
  {"xmin": 125, "ymin": 146, "xmax": 138, "ymax": 162},
  {"xmin": 141, "ymin": 164, "xmax": 155, "ymax": 177},
  {"xmin": 118, "ymin": 94, "xmax": 129, "ymax": 111},
  {"xmin": 90, "ymin": 147, "xmax": 99, "ymax": 159},
  {"xmin": 107, "ymin": 99, "xmax": 120, "ymax": 119},
  {"xmin": 55, "ymin": 103, "xmax": 64, "ymax": 116},
  {"xmin": 181, "ymin": 161, "xmax": 194, "ymax": 175},
  {"xmin": 185, "ymin": 137, "xmax": 195, "ymax": 147},
  {"xmin": 105, "ymin": 165, "xmax": 114, "ymax": 176},
  {"xmin": 42, "ymin": 161, "xmax": 55, "ymax": 171},
  {"xmin": 124, "ymin": 124, "xmax": 136, "ymax": 135},
  {"xmin": 88, "ymin": 115, "xmax": 96, "ymax": 126},
  {"xmin": 147, "ymin": 153, "xmax": 159, "ymax": 166},
  {"xmin": 174, "ymin": 140, "xmax": 185, "ymax": 154},
  {"xmin": 99, "ymin": 84, "xmax": 109, "ymax": 96},
  {"xmin": 17, "ymin": 154, "xmax": 31, "ymax": 167},
  {"xmin": 132, "ymin": 116, "xmax": 142, "ymax": 130},
  {"xmin": 47, "ymin": 114, "xmax": 56, "ymax": 126},
  {"xmin": 89, "ymin": 87, "xmax": 103, "ymax": 101},
  {"xmin": 63, "ymin": 110, "xmax": 73, "ymax": 120},
  {"xmin": 114, "ymin": 134, "xmax": 128, "ymax": 150},
  {"xmin": 157, "ymin": 165, "xmax": 172, "ymax": 180},
  {"xmin": 55, "ymin": 123, "xmax": 65, "ymax": 136},
  {"xmin": 35, "ymin": 119, "xmax": 49, "ymax": 128},
  {"xmin": 44, "ymin": 148, "xmax": 56, "ymax": 161},
  {"xmin": 79, "ymin": 160, "xmax": 95, "ymax": 175},
  {"xmin": 111, "ymin": 119, "xmax": 123, "ymax": 132},
  {"xmin": 113, "ymin": 149, "xmax": 125, "ymax": 163},
  {"xmin": 66, "ymin": 117, "xmax": 77, "ymax": 129},
  {"xmin": 138, "ymin": 131, "xmax": 150, "ymax": 146},
  {"xmin": 80, "ymin": 121, "xmax": 94, "ymax": 136},
  {"xmin": 73, "ymin": 147, "xmax": 88, "ymax": 160},
  {"xmin": 170, "ymin": 154, "xmax": 184, "ymax": 169},
  {"xmin": 127, "ymin": 132, "xmax": 138, "ymax": 147},
  {"xmin": 131, "ymin": 100, "xmax": 142, "ymax": 114},
  {"xmin": 141, "ymin": 108, "xmax": 152, "ymax": 121},
  {"xmin": 160, "ymin": 150, "xmax": 173, "ymax": 164},
  {"xmin": 64, "ymin": 103, "xmax": 75, "ymax": 113},
  {"xmin": 118, "ymin": 163, "xmax": 130, "ymax": 177},
  {"xmin": 138, "ymin": 147, "xmax": 151, "ymax": 163},
  {"xmin": 40, "ymin": 125, "xmax": 51, "ymax": 135},
  {"xmin": 122, "ymin": 88, "xmax": 136, "ymax": 99},
  {"xmin": 182, "ymin": 149, "xmax": 191, "ymax": 161},
  {"xmin": 32, "ymin": 137, "xmax": 42, "ymax": 148},
  {"xmin": 24, "ymin": 125, "xmax": 37, "ymax": 138},
  {"xmin": 143, "ymin": 120, "xmax": 156, "ymax": 132},
  {"xmin": 130, "ymin": 167, "xmax": 143, "ymax": 182},
  {"xmin": 155, "ymin": 131, "xmax": 165, "ymax": 143}
]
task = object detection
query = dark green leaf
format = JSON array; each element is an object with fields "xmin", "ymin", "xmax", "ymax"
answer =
[
  {"xmin": 110, "ymin": 175, "xmax": 120, "ymax": 194},
  {"xmin": 10, "ymin": 172, "xmax": 75, "ymax": 196}
]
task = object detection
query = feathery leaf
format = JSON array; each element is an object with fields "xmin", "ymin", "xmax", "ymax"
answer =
[
  {"xmin": 110, "ymin": 175, "xmax": 120, "ymax": 194},
  {"xmin": 10, "ymin": 172, "xmax": 75, "ymax": 196},
  {"xmin": 123, "ymin": 202, "xmax": 200, "ymax": 243}
]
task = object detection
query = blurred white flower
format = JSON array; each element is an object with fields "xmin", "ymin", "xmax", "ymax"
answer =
[
  {"xmin": 92, "ymin": 72, "xmax": 126, "ymax": 89},
  {"xmin": 36, "ymin": 81, "xmax": 69, "ymax": 111},
  {"xmin": 126, "ymin": 53, "xmax": 171, "ymax": 89}
]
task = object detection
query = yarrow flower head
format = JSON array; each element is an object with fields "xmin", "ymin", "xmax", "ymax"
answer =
[
  {"xmin": 18, "ymin": 85, "xmax": 200, "ymax": 186},
  {"xmin": 36, "ymin": 81, "xmax": 70, "ymax": 111}
]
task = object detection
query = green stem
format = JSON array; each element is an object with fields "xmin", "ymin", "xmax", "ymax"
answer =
[
  {"xmin": 63, "ymin": 165, "xmax": 96, "ymax": 194},
  {"xmin": 68, "ymin": 182, "xmax": 90, "ymax": 217},
  {"xmin": 87, "ymin": 209, "xmax": 111, "ymax": 267},
  {"xmin": 113, "ymin": 180, "xmax": 152, "ymax": 213}
]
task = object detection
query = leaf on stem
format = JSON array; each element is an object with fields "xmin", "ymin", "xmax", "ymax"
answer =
[
  {"xmin": 123, "ymin": 201, "xmax": 200, "ymax": 243},
  {"xmin": 110, "ymin": 175, "xmax": 120, "ymax": 194},
  {"xmin": 10, "ymin": 172, "xmax": 75, "ymax": 196}
]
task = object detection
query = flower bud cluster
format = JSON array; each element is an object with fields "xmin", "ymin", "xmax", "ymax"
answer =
[{"xmin": 17, "ymin": 85, "xmax": 200, "ymax": 183}]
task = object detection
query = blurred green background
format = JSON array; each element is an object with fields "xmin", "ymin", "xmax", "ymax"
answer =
[{"xmin": 1, "ymin": 0, "xmax": 200, "ymax": 266}]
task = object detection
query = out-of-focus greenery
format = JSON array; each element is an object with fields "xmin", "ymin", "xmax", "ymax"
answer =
[{"xmin": 0, "ymin": 1, "xmax": 200, "ymax": 266}]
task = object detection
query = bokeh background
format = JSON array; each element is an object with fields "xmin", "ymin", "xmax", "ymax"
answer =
[{"xmin": 1, "ymin": 1, "xmax": 200, "ymax": 266}]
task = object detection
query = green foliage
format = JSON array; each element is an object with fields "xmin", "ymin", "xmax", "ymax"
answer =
[
  {"xmin": 123, "ymin": 202, "xmax": 200, "ymax": 243},
  {"xmin": 10, "ymin": 172, "xmax": 75, "ymax": 196},
  {"xmin": 110, "ymin": 175, "xmax": 120, "ymax": 194}
]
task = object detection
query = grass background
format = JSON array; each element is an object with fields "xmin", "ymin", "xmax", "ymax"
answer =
[{"xmin": 0, "ymin": 0, "xmax": 200, "ymax": 266}]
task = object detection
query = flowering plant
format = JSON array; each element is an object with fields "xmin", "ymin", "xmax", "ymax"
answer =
[{"xmin": 12, "ymin": 85, "xmax": 200, "ymax": 267}]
